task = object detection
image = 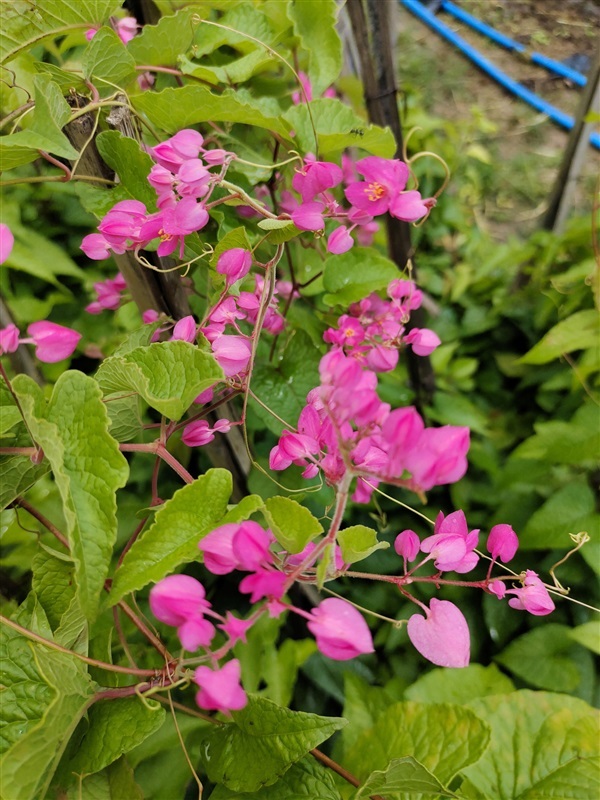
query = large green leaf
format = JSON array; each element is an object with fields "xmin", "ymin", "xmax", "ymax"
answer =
[
  {"xmin": 209, "ymin": 756, "xmax": 342, "ymax": 799},
  {"xmin": 0, "ymin": 600, "xmax": 96, "ymax": 800},
  {"xmin": 287, "ymin": 0, "xmax": 342, "ymax": 96},
  {"xmin": 569, "ymin": 622, "xmax": 600, "ymax": 655},
  {"xmin": 31, "ymin": 550, "xmax": 76, "ymax": 631},
  {"xmin": 179, "ymin": 50, "xmax": 276, "ymax": 85},
  {"xmin": 250, "ymin": 330, "xmax": 321, "ymax": 435},
  {"xmin": 521, "ymin": 480, "xmax": 598, "ymax": 549},
  {"xmin": 342, "ymin": 673, "xmax": 395, "ymax": 752},
  {"xmin": 284, "ymin": 99, "xmax": 395, "ymax": 158},
  {"xmin": 83, "ymin": 27, "xmax": 136, "ymax": 89},
  {"xmin": 512, "ymin": 417, "xmax": 600, "ymax": 464},
  {"xmin": 110, "ymin": 469, "xmax": 232, "ymax": 602},
  {"xmin": 0, "ymin": 0, "xmax": 120, "ymax": 64},
  {"xmin": 131, "ymin": 86, "xmax": 291, "ymax": 138},
  {"xmin": 404, "ymin": 664, "xmax": 515, "ymax": 705},
  {"xmin": 495, "ymin": 624, "xmax": 590, "ymax": 693},
  {"xmin": 322, "ymin": 247, "xmax": 399, "ymax": 306},
  {"xmin": 520, "ymin": 309, "xmax": 599, "ymax": 364},
  {"xmin": 128, "ymin": 9, "xmax": 196, "ymax": 66},
  {"xmin": 201, "ymin": 694, "xmax": 346, "ymax": 792},
  {"xmin": 355, "ymin": 757, "xmax": 457, "ymax": 799},
  {"xmin": 263, "ymin": 495, "xmax": 323, "ymax": 553},
  {"xmin": 462, "ymin": 691, "xmax": 599, "ymax": 799},
  {"xmin": 96, "ymin": 341, "xmax": 224, "ymax": 421},
  {"xmin": 343, "ymin": 700, "xmax": 490, "ymax": 790},
  {"xmin": 65, "ymin": 757, "xmax": 144, "ymax": 800},
  {"xmin": 0, "ymin": 75, "xmax": 78, "ymax": 170},
  {"xmin": 0, "ymin": 379, "xmax": 23, "ymax": 436},
  {"xmin": 66, "ymin": 697, "xmax": 165, "ymax": 776},
  {"xmin": 13, "ymin": 372, "xmax": 129, "ymax": 620},
  {"xmin": 95, "ymin": 130, "xmax": 157, "ymax": 210}
]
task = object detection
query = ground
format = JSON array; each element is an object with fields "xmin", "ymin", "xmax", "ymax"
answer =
[{"xmin": 394, "ymin": 0, "xmax": 599, "ymax": 237}]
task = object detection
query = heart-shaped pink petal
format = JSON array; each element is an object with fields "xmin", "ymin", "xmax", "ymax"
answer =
[{"xmin": 407, "ymin": 598, "xmax": 470, "ymax": 668}]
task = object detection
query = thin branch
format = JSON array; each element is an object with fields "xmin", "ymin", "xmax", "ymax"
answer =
[{"xmin": 11, "ymin": 497, "xmax": 69, "ymax": 550}]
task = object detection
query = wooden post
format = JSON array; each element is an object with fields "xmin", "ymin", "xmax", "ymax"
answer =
[
  {"xmin": 543, "ymin": 50, "xmax": 600, "ymax": 233},
  {"xmin": 346, "ymin": 0, "xmax": 436, "ymax": 407}
]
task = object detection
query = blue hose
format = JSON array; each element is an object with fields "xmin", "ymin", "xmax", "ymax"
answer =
[
  {"xmin": 441, "ymin": 0, "xmax": 587, "ymax": 87},
  {"xmin": 400, "ymin": 0, "xmax": 600, "ymax": 150}
]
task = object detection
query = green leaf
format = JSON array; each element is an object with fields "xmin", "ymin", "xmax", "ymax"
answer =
[
  {"xmin": 263, "ymin": 496, "xmax": 323, "ymax": 553},
  {"xmin": 257, "ymin": 218, "xmax": 302, "ymax": 244},
  {"xmin": 0, "ymin": 0, "xmax": 121, "ymax": 64},
  {"xmin": 520, "ymin": 309, "xmax": 600, "ymax": 364},
  {"xmin": 338, "ymin": 525, "xmax": 389, "ymax": 565},
  {"xmin": 343, "ymin": 700, "xmax": 490, "ymax": 789},
  {"xmin": 342, "ymin": 673, "xmax": 394, "ymax": 752},
  {"xmin": 65, "ymin": 757, "xmax": 144, "ymax": 800},
  {"xmin": 96, "ymin": 341, "xmax": 224, "ymax": 421},
  {"xmin": 132, "ymin": 86, "xmax": 291, "ymax": 138},
  {"xmin": 283, "ymin": 99, "xmax": 395, "ymax": 158},
  {"xmin": 0, "ymin": 602, "xmax": 96, "ymax": 799},
  {"xmin": 0, "ymin": 382, "xmax": 22, "ymax": 435},
  {"xmin": 209, "ymin": 755, "xmax": 342, "ymax": 799},
  {"xmin": 495, "ymin": 624, "xmax": 589, "ymax": 692},
  {"xmin": 128, "ymin": 9, "xmax": 197, "ymax": 66},
  {"xmin": 404, "ymin": 664, "xmax": 515, "ymax": 705},
  {"xmin": 110, "ymin": 469, "xmax": 232, "ymax": 602},
  {"xmin": 0, "ymin": 75, "xmax": 78, "ymax": 170},
  {"xmin": 219, "ymin": 493, "xmax": 265, "ymax": 525},
  {"xmin": 67, "ymin": 697, "xmax": 165, "ymax": 776},
  {"xmin": 201, "ymin": 694, "xmax": 346, "ymax": 792},
  {"xmin": 512, "ymin": 418, "xmax": 600, "ymax": 464},
  {"xmin": 95, "ymin": 130, "xmax": 157, "ymax": 210},
  {"xmin": 569, "ymin": 622, "xmax": 600, "ymax": 655},
  {"xmin": 179, "ymin": 49, "xmax": 277, "ymax": 85},
  {"xmin": 355, "ymin": 756, "xmax": 457, "ymax": 799},
  {"xmin": 322, "ymin": 247, "xmax": 399, "ymax": 306},
  {"xmin": 462, "ymin": 691, "xmax": 599, "ymax": 800},
  {"xmin": 250, "ymin": 330, "xmax": 321, "ymax": 435},
  {"xmin": 0, "ymin": 454, "xmax": 49, "ymax": 511},
  {"xmin": 521, "ymin": 480, "xmax": 597, "ymax": 549},
  {"xmin": 104, "ymin": 394, "xmax": 143, "ymax": 443},
  {"xmin": 3, "ymin": 219, "xmax": 85, "ymax": 285},
  {"xmin": 83, "ymin": 27, "xmax": 136, "ymax": 89},
  {"xmin": 32, "ymin": 550, "xmax": 76, "ymax": 631},
  {"xmin": 287, "ymin": 0, "xmax": 342, "ymax": 96},
  {"xmin": 13, "ymin": 372, "xmax": 129, "ymax": 620}
]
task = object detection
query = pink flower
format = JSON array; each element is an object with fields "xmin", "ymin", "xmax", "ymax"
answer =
[
  {"xmin": 139, "ymin": 198, "xmax": 208, "ymax": 258},
  {"xmin": 231, "ymin": 521, "xmax": 273, "ymax": 571},
  {"xmin": 239, "ymin": 568, "xmax": 287, "ymax": 603},
  {"xmin": 404, "ymin": 328, "xmax": 441, "ymax": 357},
  {"xmin": 292, "ymin": 160, "xmax": 343, "ymax": 202},
  {"xmin": 81, "ymin": 233, "xmax": 112, "ymax": 260},
  {"xmin": 152, "ymin": 130, "xmax": 205, "ymax": 171},
  {"xmin": 403, "ymin": 426, "xmax": 470, "ymax": 492},
  {"xmin": 506, "ymin": 570, "xmax": 555, "ymax": 616},
  {"xmin": 182, "ymin": 420, "xmax": 215, "ymax": 447},
  {"xmin": 211, "ymin": 335, "xmax": 252, "ymax": 377},
  {"xmin": 0, "ymin": 224, "xmax": 14, "ymax": 264},
  {"xmin": 345, "ymin": 156, "xmax": 429, "ymax": 222},
  {"xmin": 27, "ymin": 321, "xmax": 81, "ymax": 363},
  {"xmin": 199, "ymin": 524, "xmax": 239, "ymax": 575},
  {"xmin": 307, "ymin": 598, "xmax": 374, "ymax": 661},
  {"xmin": 394, "ymin": 529, "xmax": 420, "ymax": 562},
  {"xmin": 115, "ymin": 16, "xmax": 138, "ymax": 44},
  {"xmin": 216, "ymin": 248, "xmax": 253, "ymax": 284},
  {"xmin": 420, "ymin": 510, "xmax": 479, "ymax": 574},
  {"xmin": 0, "ymin": 324, "xmax": 20, "ymax": 354},
  {"xmin": 149, "ymin": 574, "xmax": 215, "ymax": 651},
  {"xmin": 327, "ymin": 226, "xmax": 353, "ymax": 254},
  {"xmin": 487, "ymin": 524, "xmax": 518, "ymax": 563},
  {"xmin": 218, "ymin": 612, "xmax": 255, "ymax": 644},
  {"xmin": 194, "ymin": 659, "xmax": 247, "ymax": 715},
  {"xmin": 291, "ymin": 202, "xmax": 325, "ymax": 231},
  {"xmin": 407, "ymin": 598, "xmax": 470, "ymax": 668},
  {"xmin": 171, "ymin": 315, "xmax": 197, "ymax": 343}
]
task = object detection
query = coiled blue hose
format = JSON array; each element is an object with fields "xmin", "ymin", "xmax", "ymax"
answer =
[{"xmin": 400, "ymin": 0, "xmax": 600, "ymax": 150}]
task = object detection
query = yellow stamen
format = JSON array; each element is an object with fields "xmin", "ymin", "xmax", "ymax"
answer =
[{"xmin": 366, "ymin": 182, "xmax": 385, "ymax": 202}]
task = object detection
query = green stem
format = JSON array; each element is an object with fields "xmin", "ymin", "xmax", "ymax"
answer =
[{"xmin": 0, "ymin": 615, "xmax": 159, "ymax": 676}]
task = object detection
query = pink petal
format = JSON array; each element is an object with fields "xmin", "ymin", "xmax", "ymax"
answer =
[{"xmin": 407, "ymin": 599, "xmax": 470, "ymax": 668}]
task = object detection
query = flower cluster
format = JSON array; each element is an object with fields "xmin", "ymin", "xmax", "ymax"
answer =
[
  {"xmin": 269, "ymin": 281, "xmax": 467, "ymax": 503},
  {"xmin": 394, "ymin": 515, "xmax": 555, "ymax": 667},
  {"xmin": 85, "ymin": 272, "xmax": 128, "ymax": 314},
  {"xmin": 149, "ymin": 521, "xmax": 374, "ymax": 714}
]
